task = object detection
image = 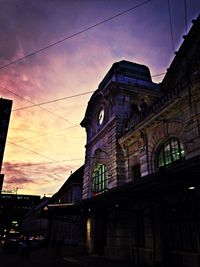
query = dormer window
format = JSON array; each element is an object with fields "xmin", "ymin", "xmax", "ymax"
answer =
[{"xmin": 156, "ymin": 137, "xmax": 185, "ymax": 168}]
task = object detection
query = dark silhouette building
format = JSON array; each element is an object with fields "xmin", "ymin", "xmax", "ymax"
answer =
[
  {"xmin": 22, "ymin": 166, "xmax": 84, "ymax": 246},
  {"xmin": 0, "ymin": 98, "xmax": 12, "ymax": 192},
  {"xmin": 80, "ymin": 15, "xmax": 200, "ymax": 266},
  {"xmin": 0, "ymin": 194, "xmax": 40, "ymax": 239}
]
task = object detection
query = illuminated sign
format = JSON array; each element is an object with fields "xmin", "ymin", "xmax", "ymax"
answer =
[
  {"xmin": 1, "ymin": 188, "xmax": 18, "ymax": 194},
  {"xmin": 0, "ymin": 98, "xmax": 12, "ymax": 172}
]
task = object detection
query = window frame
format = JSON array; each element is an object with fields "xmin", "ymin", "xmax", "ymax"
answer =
[
  {"xmin": 156, "ymin": 137, "xmax": 185, "ymax": 169},
  {"xmin": 92, "ymin": 164, "xmax": 107, "ymax": 195}
]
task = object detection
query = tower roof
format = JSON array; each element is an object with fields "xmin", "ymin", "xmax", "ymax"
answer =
[{"xmin": 99, "ymin": 60, "xmax": 152, "ymax": 90}]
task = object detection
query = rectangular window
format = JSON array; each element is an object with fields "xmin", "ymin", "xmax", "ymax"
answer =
[{"xmin": 132, "ymin": 164, "xmax": 141, "ymax": 179}]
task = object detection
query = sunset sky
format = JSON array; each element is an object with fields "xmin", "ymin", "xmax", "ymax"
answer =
[{"xmin": 0, "ymin": 0, "xmax": 199, "ymax": 197}]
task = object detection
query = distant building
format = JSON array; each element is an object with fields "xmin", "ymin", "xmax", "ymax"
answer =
[
  {"xmin": 0, "ymin": 174, "xmax": 4, "ymax": 194},
  {"xmin": 22, "ymin": 166, "xmax": 84, "ymax": 245},
  {"xmin": 48, "ymin": 166, "xmax": 84, "ymax": 245},
  {"xmin": 0, "ymin": 193, "xmax": 40, "ymax": 239},
  {"xmin": 22, "ymin": 196, "xmax": 50, "ymax": 238},
  {"xmin": 80, "ymin": 15, "xmax": 200, "ymax": 266},
  {"xmin": 0, "ymin": 98, "xmax": 12, "ymax": 191}
]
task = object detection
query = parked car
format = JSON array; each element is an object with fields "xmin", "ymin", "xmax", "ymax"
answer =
[
  {"xmin": 2, "ymin": 236, "xmax": 19, "ymax": 253},
  {"xmin": 28, "ymin": 236, "xmax": 40, "ymax": 249}
]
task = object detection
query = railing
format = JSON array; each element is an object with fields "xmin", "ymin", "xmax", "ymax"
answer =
[{"xmin": 137, "ymin": 76, "xmax": 190, "ymax": 123}]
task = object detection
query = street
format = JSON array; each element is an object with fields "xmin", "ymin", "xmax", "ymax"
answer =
[
  {"xmin": 0, "ymin": 247, "xmax": 78, "ymax": 267},
  {"xmin": 0, "ymin": 245, "xmax": 134, "ymax": 267}
]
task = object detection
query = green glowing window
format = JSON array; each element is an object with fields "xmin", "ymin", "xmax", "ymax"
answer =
[
  {"xmin": 92, "ymin": 164, "xmax": 107, "ymax": 194},
  {"xmin": 157, "ymin": 137, "xmax": 185, "ymax": 168}
]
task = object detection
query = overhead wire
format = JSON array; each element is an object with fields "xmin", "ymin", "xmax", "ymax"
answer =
[
  {"xmin": 9, "ymin": 125, "xmax": 81, "ymax": 145},
  {"xmin": 0, "ymin": 84, "xmax": 82, "ymax": 143},
  {"xmin": 2, "ymin": 0, "xmax": 168, "ymax": 196},
  {"xmin": 10, "ymin": 125, "xmax": 80, "ymax": 135},
  {"xmin": 0, "ymin": 0, "xmax": 153, "ymax": 71},
  {"xmin": 9, "ymin": 70, "xmax": 168, "ymax": 112},
  {"xmin": 7, "ymin": 141, "xmax": 74, "ymax": 169},
  {"xmin": 152, "ymin": 72, "xmax": 166, "ymax": 78},
  {"xmin": 1, "ymin": 72, "xmax": 165, "ymax": 115},
  {"xmin": 11, "ymin": 71, "xmax": 166, "ymax": 112},
  {"xmin": 167, "ymin": 0, "xmax": 175, "ymax": 53},
  {"xmin": 10, "ymin": 127, "xmax": 45, "ymax": 134},
  {"xmin": 8, "ymin": 124, "xmax": 80, "ymax": 147},
  {"xmin": 184, "ymin": 0, "xmax": 188, "ymax": 34},
  {"xmin": 12, "ymin": 90, "xmax": 94, "ymax": 111},
  {"xmin": 4, "ymin": 68, "xmax": 165, "ymax": 144},
  {"xmin": 3, "ymin": 158, "xmax": 84, "ymax": 167},
  {"xmin": 0, "ymin": 84, "xmax": 76, "ymax": 126},
  {"xmin": 2, "ymin": 0, "xmax": 172, "ymax": 187}
]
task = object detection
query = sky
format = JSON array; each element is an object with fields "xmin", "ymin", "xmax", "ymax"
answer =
[{"xmin": 0, "ymin": 0, "xmax": 199, "ymax": 197}]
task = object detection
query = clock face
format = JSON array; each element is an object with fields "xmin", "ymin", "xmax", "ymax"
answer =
[{"xmin": 98, "ymin": 109, "xmax": 104, "ymax": 125}]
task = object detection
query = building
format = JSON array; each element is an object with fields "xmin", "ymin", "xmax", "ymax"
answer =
[
  {"xmin": 0, "ymin": 174, "xmax": 4, "ymax": 194},
  {"xmin": 0, "ymin": 98, "xmax": 12, "ymax": 192},
  {"xmin": 19, "ymin": 14, "xmax": 200, "ymax": 266},
  {"xmin": 22, "ymin": 166, "xmax": 84, "ymax": 246},
  {"xmin": 80, "ymin": 15, "xmax": 200, "ymax": 266},
  {"xmin": 22, "ymin": 196, "xmax": 50, "ymax": 238},
  {"xmin": 48, "ymin": 166, "xmax": 84, "ymax": 245},
  {"xmin": 0, "ymin": 193, "xmax": 40, "ymax": 239}
]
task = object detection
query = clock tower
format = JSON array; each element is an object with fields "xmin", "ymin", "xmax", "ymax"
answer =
[{"xmin": 81, "ymin": 60, "xmax": 159, "ymax": 199}]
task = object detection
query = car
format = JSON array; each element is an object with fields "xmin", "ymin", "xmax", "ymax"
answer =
[
  {"xmin": 28, "ymin": 236, "xmax": 40, "ymax": 249},
  {"xmin": 2, "ymin": 237, "xmax": 19, "ymax": 253}
]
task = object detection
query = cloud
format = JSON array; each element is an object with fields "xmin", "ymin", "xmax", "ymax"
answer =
[
  {"xmin": 2, "ymin": 160, "xmax": 73, "ymax": 194},
  {"xmin": 0, "ymin": 0, "xmax": 199, "ymax": 196}
]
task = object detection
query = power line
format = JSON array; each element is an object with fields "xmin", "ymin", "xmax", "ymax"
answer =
[
  {"xmin": 12, "ymin": 90, "xmax": 94, "ymax": 111},
  {"xmin": 8, "ymin": 124, "xmax": 79, "ymax": 145},
  {"xmin": 6, "ymin": 72, "xmax": 166, "ymax": 113},
  {"xmin": 9, "ymin": 131, "xmax": 80, "ymax": 140},
  {"xmin": 3, "ymin": 158, "xmax": 84, "ymax": 167},
  {"xmin": 9, "ymin": 126, "xmax": 79, "ymax": 139},
  {"xmin": 152, "ymin": 72, "xmax": 166, "ymax": 78},
  {"xmin": 11, "ymin": 127, "xmax": 46, "ymax": 134},
  {"xmin": 0, "ymin": 84, "xmax": 76, "ymax": 126},
  {"xmin": 0, "ymin": 0, "xmax": 153, "ymax": 71},
  {"xmin": 10, "ymin": 125, "xmax": 80, "ymax": 136},
  {"xmin": 8, "ymin": 141, "xmax": 61, "ymax": 161},
  {"xmin": 184, "ymin": 0, "xmax": 188, "ymax": 34},
  {"xmin": 11, "ymin": 72, "xmax": 166, "ymax": 112},
  {"xmin": 9, "ymin": 124, "xmax": 80, "ymax": 144},
  {"xmin": 167, "ymin": 0, "xmax": 175, "ymax": 53},
  {"xmin": 7, "ymin": 141, "xmax": 73, "ymax": 168}
]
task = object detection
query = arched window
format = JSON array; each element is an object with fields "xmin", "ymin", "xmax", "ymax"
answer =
[
  {"xmin": 157, "ymin": 137, "xmax": 185, "ymax": 168},
  {"xmin": 92, "ymin": 164, "xmax": 107, "ymax": 194}
]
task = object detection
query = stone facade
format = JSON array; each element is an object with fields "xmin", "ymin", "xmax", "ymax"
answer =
[
  {"xmin": 81, "ymin": 61, "xmax": 161, "ymax": 198},
  {"xmin": 80, "ymin": 15, "xmax": 200, "ymax": 267}
]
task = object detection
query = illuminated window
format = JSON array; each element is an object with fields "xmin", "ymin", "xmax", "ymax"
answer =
[
  {"xmin": 92, "ymin": 164, "xmax": 107, "ymax": 194},
  {"xmin": 157, "ymin": 137, "xmax": 185, "ymax": 168}
]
